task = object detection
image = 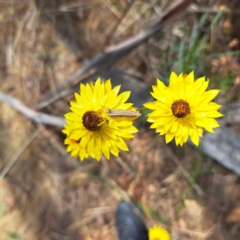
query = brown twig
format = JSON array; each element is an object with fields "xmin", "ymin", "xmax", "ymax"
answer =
[
  {"xmin": 0, "ymin": 91, "xmax": 65, "ymax": 127},
  {"xmin": 163, "ymin": 144, "xmax": 205, "ymax": 197},
  {"xmin": 0, "ymin": 126, "xmax": 42, "ymax": 180},
  {"xmin": 103, "ymin": 0, "xmax": 136, "ymax": 46}
]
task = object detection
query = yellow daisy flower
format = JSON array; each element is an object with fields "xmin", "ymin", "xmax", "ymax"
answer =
[
  {"xmin": 62, "ymin": 78, "xmax": 138, "ymax": 161},
  {"xmin": 148, "ymin": 226, "xmax": 170, "ymax": 240},
  {"xmin": 144, "ymin": 72, "xmax": 223, "ymax": 146}
]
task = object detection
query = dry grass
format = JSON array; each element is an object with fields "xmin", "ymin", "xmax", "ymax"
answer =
[{"xmin": 0, "ymin": 0, "xmax": 240, "ymax": 240}]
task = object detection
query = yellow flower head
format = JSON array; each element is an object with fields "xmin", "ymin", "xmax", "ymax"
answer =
[
  {"xmin": 148, "ymin": 226, "xmax": 170, "ymax": 240},
  {"xmin": 62, "ymin": 78, "xmax": 138, "ymax": 161},
  {"xmin": 144, "ymin": 72, "xmax": 223, "ymax": 146}
]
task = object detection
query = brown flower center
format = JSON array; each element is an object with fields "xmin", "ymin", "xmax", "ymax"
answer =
[
  {"xmin": 171, "ymin": 99, "xmax": 190, "ymax": 118},
  {"xmin": 82, "ymin": 111, "xmax": 104, "ymax": 131}
]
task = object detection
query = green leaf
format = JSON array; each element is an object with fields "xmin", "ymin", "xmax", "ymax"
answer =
[{"xmin": 5, "ymin": 232, "xmax": 20, "ymax": 240}]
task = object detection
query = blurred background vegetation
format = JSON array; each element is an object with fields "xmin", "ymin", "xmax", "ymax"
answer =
[{"xmin": 0, "ymin": 0, "xmax": 240, "ymax": 239}]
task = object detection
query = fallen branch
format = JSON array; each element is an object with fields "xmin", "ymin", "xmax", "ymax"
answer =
[
  {"xmin": 35, "ymin": 0, "xmax": 193, "ymax": 110},
  {"xmin": 0, "ymin": 92, "xmax": 65, "ymax": 127},
  {"xmin": 201, "ymin": 127, "xmax": 240, "ymax": 177},
  {"xmin": 220, "ymin": 102, "xmax": 240, "ymax": 125}
]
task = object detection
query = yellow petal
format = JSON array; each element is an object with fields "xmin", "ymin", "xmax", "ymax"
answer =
[
  {"xmin": 69, "ymin": 129, "xmax": 88, "ymax": 140},
  {"xmin": 64, "ymin": 112, "xmax": 79, "ymax": 121},
  {"xmin": 80, "ymin": 133, "xmax": 92, "ymax": 148},
  {"xmin": 201, "ymin": 89, "xmax": 220, "ymax": 103},
  {"xmin": 165, "ymin": 133, "xmax": 174, "ymax": 143},
  {"xmin": 169, "ymin": 71, "xmax": 178, "ymax": 88},
  {"xmin": 144, "ymin": 102, "xmax": 158, "ymax": 110},
  {"xmin": 185, "ymin": 71, "xmax": 194, "ymax": 84},
  {"xmin": 116, "ymin": 91, "xmax": 131, "ymax": 105},
  {"xmin": 189, "ymin": 128, "xmax": 199, "ymax": 146},
  {"xmin": 102, "ymin": 140, "xmax": 110, "ymax": 159},
  {"xmin": 115, "ymin": 137, "xmax": 129, "ymax": 151},
  {"xmin": 156, "ymin": 78, "xmax": 167, "ymax": 90},
  {"xmin": 105, "ymin": 79, "xmax": 112, "ymax": 92}
]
